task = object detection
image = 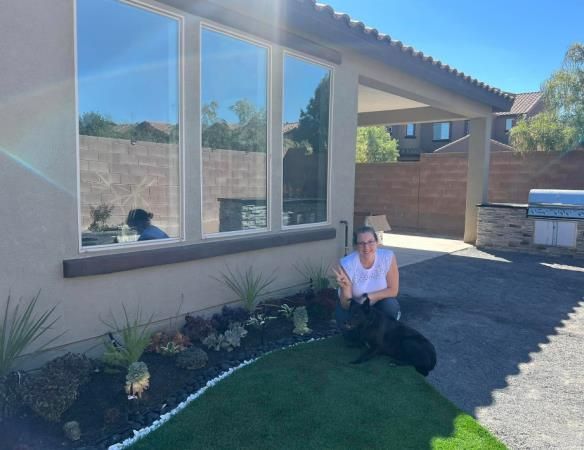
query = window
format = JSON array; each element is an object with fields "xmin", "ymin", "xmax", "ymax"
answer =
[
  {"xmin": 201, "ymin": 28, "xmax": 268, "ymax": 234},
  {"xmin": 463, "ymin": 120, "xmax": 470, "ymax": 135},
  {"xmin": 405, "ymin": 123, "xmax": 416, "ymax": 138},
  {"xmin": 432, "ymin": 122, "xmax": 451, "ymax": 141},
  {"xmin": 505, "ymin": 118, "xmax": 514, "ymax": 132},
  {"xmin": 77, "ymin": 0, "xmax": 181, "ymax": 248},
  {"xmin": 283, "ymin": 55, "xmax": 331, "ymax": 226}
]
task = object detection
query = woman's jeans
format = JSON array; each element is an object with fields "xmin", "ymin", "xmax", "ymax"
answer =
[{"xmin": 335, "ymin": 297, "xmax": 401, "ymax": 337}]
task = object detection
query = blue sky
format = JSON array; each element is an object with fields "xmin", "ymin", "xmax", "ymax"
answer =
[
  {"xmin": 327, "ymin": 0, "xmax": 583, "ymax": 94},
  {"xmin": 78, "ymin": 0, "xmax": 582, "ymax": 124}
]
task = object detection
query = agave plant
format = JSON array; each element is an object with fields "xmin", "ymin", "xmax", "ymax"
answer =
[
  {"xmin": 294, "ymin": 259, "xmax": 331, "ymax": 291},
  {"xmin": 101, "ymin": 304, "xmax": 153, "ymax": 370},
  {"xmin": 0, "ymin": 291, "xmax": 62, "ymax": 378},
  {"xmin": 214, "ymin": 265, "xmax": 277, "ymax": 312}
]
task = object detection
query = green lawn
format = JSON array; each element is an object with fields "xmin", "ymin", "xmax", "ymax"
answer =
[{"xmin": 129, "ymin": 336, "xmax": 505, "ymax": 449}]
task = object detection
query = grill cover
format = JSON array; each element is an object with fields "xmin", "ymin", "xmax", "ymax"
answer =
[{"xmin": 528, "ymin": 189, "xmax": 584, "ymax": 219}]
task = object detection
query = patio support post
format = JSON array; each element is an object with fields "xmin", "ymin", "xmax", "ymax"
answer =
[{"xmin": 464, "ymin": 116, "xmax": 492, "ymax": 243}]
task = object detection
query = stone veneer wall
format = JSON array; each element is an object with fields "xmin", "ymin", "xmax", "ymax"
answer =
[{"xmin": 476, "ymin": 204, "xmax": 584, "ymax": 258}]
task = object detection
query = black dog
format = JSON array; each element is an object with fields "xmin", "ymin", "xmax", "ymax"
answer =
[{"xmin": 343, "ymin": 299, "xmax": 436, "ymax": 376}]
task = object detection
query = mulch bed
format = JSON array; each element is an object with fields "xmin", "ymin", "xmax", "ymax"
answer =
[{"xmin": 0, "ymin": 289, "xmax": 339, "ymax": 450}]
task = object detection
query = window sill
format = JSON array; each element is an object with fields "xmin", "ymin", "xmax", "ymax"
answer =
[
  {"xmin": 432, "ymin": 139, "xmax": 451, "ymax": 142},
  {"xmin": 404, "ymin": 136, "xmax": 416, "ymax": 139},
  {"xmin": 63, "ymin": 227, "xmax": 336, "ymax": 278}
]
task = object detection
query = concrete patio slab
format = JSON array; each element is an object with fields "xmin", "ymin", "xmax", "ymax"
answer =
[
  {"xmin": 380, "ymin": 232, "xmax": 472, "ymax": 267},
  {"xmin": 397, "ymin": 246, "xmax": 584, "ymax": 449}
]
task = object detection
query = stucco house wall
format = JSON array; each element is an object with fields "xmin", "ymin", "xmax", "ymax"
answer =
[
  {"xmin": 0, "ymin": 0, "xmax": 509, "ymax": 362},
  {"xmin": 0, "ymin": 0, "xmax": 358, "ymax": 360}
]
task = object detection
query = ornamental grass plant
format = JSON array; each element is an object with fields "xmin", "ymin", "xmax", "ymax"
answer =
[
  {"xmin": 214, "ymin": 266, "xmax": 277, "ymax": 313},
  {"xmin": 0, "ymin": 291, "xmax": 62, "ymax": 378}
]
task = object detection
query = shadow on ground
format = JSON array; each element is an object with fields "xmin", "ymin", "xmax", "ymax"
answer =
[{"xmin": 398, "ymin": 247, "xmax": 584, "ymax": 449}]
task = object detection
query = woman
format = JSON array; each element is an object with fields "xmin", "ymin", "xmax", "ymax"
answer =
[
  {"xmin": 333, "ymin": 225, "xmax": 400, "ymax": 334},
  {"xmin": 126, "ymin": 209, "xmax": 169, "ymax": 241}
]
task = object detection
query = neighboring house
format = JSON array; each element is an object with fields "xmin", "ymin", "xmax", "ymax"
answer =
[
  {"xmin": 390, "ymin": 92, "xmax": 543, "ymax": 160},
  {"xmin": 0, "ymin": 0, "xmax": 511, "ymax": 360}
]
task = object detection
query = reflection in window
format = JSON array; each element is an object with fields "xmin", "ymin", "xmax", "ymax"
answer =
[
  {"xmin": 505, "ymin": 118, "xmax": 513, "ymax": 132},
  {"xmin": 432, "ymin": 122, "xmax": 450, "ymax": 141},
  {"xmin": 283, "ymin": 55, "xmax": 331, "ymax": 226},
  {"xmin": 201, "ymin": 28, "xmax": 268, "ymax": 234},
  {"xmin": 76, "ymin": 0, "xmax": 180, "ymax": 247}
]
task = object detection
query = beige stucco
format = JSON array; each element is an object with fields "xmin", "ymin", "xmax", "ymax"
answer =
[{"xmin": 0, "ymin": 0, "xmax": 495, "ymax": 365}]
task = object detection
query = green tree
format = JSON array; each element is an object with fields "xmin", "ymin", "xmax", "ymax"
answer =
[
  {"xmin": 356, "ymin": 126, "xmax": 399, "ymax": 162},
  {"xmin": 291, "ymin": 74, "xmax": 330, "ymax": 154},
  {"xmin": 542, "ymin": 43, "xmax": 584, "ymax": 144},
  {"xmin": 79, "ymin": 112, "xmax": 117, "ymax": 137},
  {"xmin": 510, "ymin": 42, "xmax": 583, "ymax": 153},
  {"xmin": 509, "ymin": 112, "xmax": 577, "ymax": 154}
]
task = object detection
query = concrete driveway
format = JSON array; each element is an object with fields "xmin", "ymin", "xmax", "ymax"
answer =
[{"xmin": 387, "ymin": 235, "xmax": 584, "ymax": 449}]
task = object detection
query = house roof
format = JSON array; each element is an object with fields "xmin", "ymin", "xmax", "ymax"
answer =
[
  {"xmin": 303, "ymin": 0, "xmax": 514, "ymax": 104},
  {"xmin": 494, "ymin": 91, "xmax": 543, "ymax": 116},
  {"xmin": 433, "ymin": 134, "xmax": 515, "ymax": 154}
]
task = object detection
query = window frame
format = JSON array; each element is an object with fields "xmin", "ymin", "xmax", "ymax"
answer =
[
  {"xmin": 74, "ymin": 0, "xmax": 186, "ymax": 253},
  {"xmin": 404, "ymin": 123, "xmax": 416, "ymax": 138},
  {"xmin": 199, "ymin": 22, "xmax": 272, "ymax": 239},
  {"xmin": 281, "ymin": 50, "xmax": 335, "ymax": 231},
  {"xmin": 432, "ymin": 122, "xmax": 451, "ymax": 142}
]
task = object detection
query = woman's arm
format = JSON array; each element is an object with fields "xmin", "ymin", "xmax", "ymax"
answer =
[
  {"xmin": 333, "ymin": 265, "xmax": 353, "ymax": 310},
  {"xmin": 367, "ymin": 256, "xmax": 399, "ymax": 303}
]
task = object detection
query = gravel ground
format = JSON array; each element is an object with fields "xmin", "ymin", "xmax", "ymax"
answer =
[{"xmin": 398, "ymin": 247, "xmax": 584, "ymax": 450}]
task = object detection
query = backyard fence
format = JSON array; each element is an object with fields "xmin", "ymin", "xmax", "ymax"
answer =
[{"xmin": 354, "ymin": 150, "xmax": 584, "ymax": 237}]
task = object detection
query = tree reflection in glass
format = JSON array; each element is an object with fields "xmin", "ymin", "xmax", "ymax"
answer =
[
  {"xmin": 283, "ymin": 56, "xmax": 331, "ymax": 226},
  {"xmin": 76, "ymin": 0, "xmax": 180, "ymax": 246},
  {"xmin": 201, "ymin": 28, "xmax": 268, "ymax": 234}
]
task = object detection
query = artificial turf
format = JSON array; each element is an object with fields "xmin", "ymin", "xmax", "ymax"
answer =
[{"xmin": 129, "ymin": 336, "xmax": 505, "ymax": 449}]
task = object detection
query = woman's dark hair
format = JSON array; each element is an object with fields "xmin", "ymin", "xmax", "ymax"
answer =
[
  {"xmin": 126, "ymin": 208, "xmax": 153, "ymax": 228},
  {"xmin": 352, "ymin": 225, "xmax": 378, "ymax": 246}
]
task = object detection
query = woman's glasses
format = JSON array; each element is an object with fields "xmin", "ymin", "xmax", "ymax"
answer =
[{"xmin": 357, "ymin": 240, "xmax": 376, "ymax": 247}]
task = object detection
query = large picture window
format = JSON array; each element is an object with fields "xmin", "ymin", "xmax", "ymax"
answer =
[
  {"xmin": 77, "ymin": 0, "xmax": 180, "ymax": 247},
  {"xmin": 282, "ymin": 55, "xmax": 331, "ymax": 226},
  {"xmin": 201, "ymin": 28, "xmax": 268, "ymax": 234}
]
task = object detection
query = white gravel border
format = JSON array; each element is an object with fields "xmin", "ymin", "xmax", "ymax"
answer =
[{"xmin": 108, "ymin": 337, "xmax": 324, "ymax": 450}]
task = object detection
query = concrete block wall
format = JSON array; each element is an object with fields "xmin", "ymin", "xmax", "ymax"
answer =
[
  {"xmin": 79, "ymin": 135, "xmax": 180, "ymax": 236},
  {"xmin": 355, "ymin": 150, "xmax": 584, "ymax": 237}
]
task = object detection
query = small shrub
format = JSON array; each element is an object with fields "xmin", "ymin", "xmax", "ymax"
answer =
[
  {"xmin": 294, "ymin": 260, "xmax": 331, "ymax": 291},
  {"xmin": 20, "ymin": 353, "xmax": 92, "ymax": 422},
  {"xmin": 181, "ymin": 315, "xmax": 215, "ymax": 343},
  {"xmin": 211, "ymin": 306, "xmax": 250, "ymax": 334},
  {"xmin": 278, "ymin": 304, "xmax": 295, "ymax": 320},
  {"xmin": 125, "ymin": 361, "xmax": 150, "ymax": 399},
  {"xmin": 176, "ymin": 347, "xmax": 208, "ymax": 370},
  {"xmin": 101, "ymin": 305, "xmax": 153, "ymax": 371},
  {"xmin": 246, "ymin": 313, "xmax": 276, "ymax": 345},
  {"xmin": 214, "ymin": 266, "xmax": 277, "ymax": 313},
  {"xmin": 88, "ymin": 203, "xmax": 114, "ymax": 232},
  {"xmin": 146, "ymin": 331, "xmax": 169, "ymax": 354}
]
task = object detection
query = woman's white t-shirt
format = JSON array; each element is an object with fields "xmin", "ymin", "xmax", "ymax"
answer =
[{"xmin": 340, "ymin": 248, "xmax": 394, "ymax": 299}]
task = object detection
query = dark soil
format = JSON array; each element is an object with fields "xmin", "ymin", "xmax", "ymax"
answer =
[{"xmin": 0, "ymin": 291, "xmax": 338, "ymax": 450}]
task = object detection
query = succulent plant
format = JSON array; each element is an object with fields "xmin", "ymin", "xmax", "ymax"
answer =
[
  {"xmin": 278, "ymin": 304, "xmax": 295, "ymax": 319},
  {"xmin": 146, "ymin": 331, "xmax": 169, "ymax": 353},
  {"xmin": 125, "ymin": 362, "xmax": 150, "ymax": 399},
  {"xmin": 63, "ymin": 421, "xmax": 81, "ymax": 441},
  {"xmin": 175, "ymin": 347, "xmax": 209, "ymax": 370},
  {"xmin": 292, "ymin": 306, "xmax": 311, "ymax": 336},
  {"xmin": 202, "ymin": 322, "xmax": 247, "ymax": 352}
]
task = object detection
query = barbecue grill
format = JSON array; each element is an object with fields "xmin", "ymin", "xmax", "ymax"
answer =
[
  {"xmin": 527, "ymin": 189, "xmax": 584, "ymax": 219},
  {"xmin": 527, "ymin": 189, "xmax": 584, "ymax": 247}
]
